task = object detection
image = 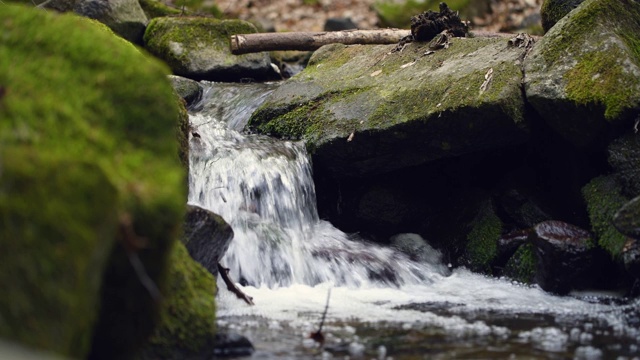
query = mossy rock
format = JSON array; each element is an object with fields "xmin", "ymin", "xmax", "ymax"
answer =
[
  {"xmin": 143, "ymin": 17, "xmax": 274, "ymax": 81},
  {"xmin": 138, "ymin": 242, "xmax": 217, "ymax": 360},
  {"xmin": 0, "ymin": 148, "xmax": 118, "ymax": 358},
  {"xmin": 1, "ymin": 4, "xmax": 185, "ymax": 358},
  {"xmin": 582, "ymin": 176, "xmax": 629, "ymax": 257},
  {"xmin": 540, "ymin": 0, "xmax": 584, "ymax": 33},
  {"xmin": 608, "ymin": 133, "xmax": 640, "ymax": 198},
  {"xmin": 463, "ymin": 198, "xmax": 503, "ymax": 273},
  {"xmin": 249, "ymin": 37, "xmax": 529, "ymax": 178},
  {"xmin": 503, "ymin": 243, "xmax": 537, "ymax": 284},
  {"xmin": 138, "ymin": 0, "xmax": 183, "ymax": 18},
  {"xmin": 524, "ymin": 0, "xmax": 640, "ymax": 148},
  {"xmin": 74, "ymin": 0, "xmax": 149, "ymax": 45}
]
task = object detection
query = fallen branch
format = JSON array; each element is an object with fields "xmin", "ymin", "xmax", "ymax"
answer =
[
  {"xmin": 217, "ymin": 262, "xmax": 254, "ymax": 305},
  {"xmin": 309, "ymin": 288, "xmax": 332, "ymax": 346},
  {"xmin": 230, "ymin": 29, "xmax": 411, "ymax": 55}
]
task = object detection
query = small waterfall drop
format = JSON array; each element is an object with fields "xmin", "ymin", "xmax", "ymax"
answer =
[
  {"xmin": 188, "ymin": 82, "xmax": 448, "ymax": 288},
  {"xmin": 187, "ymin": 82, "xmax": 639, "ymax": 359}
]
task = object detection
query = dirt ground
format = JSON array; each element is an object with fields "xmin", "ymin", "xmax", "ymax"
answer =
[{"xmin": 216, "ymin": 0, "xmax": 543, "ymax": 33}]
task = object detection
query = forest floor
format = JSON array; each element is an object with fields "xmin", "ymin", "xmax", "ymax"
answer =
[{"xmin": 215, "ymin": 0, "xmax": 543, "ymax": 34}]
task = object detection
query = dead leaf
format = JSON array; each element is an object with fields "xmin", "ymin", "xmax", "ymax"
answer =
[
  {"xmin": 347, "ymin": 132, "xmax": 355, "ymax": 142},
  {"xmin": 370, "ymin": 70, "xmax": 382, "ymax": 77}
]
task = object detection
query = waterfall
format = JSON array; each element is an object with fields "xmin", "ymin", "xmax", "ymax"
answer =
[{"xmin": 188, "ymin": 82, "xmax": 448, "ymax": 288}]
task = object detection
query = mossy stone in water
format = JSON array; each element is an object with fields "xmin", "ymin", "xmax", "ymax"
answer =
[
  {"xmin": 0, "ymin": 4, "xmax": 185, "ymax": 358},
  {"xmin": 138, "ymin": 242, "xmax": 217, "ymax": 360}
]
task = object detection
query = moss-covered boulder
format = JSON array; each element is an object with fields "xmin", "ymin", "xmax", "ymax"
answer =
[
  {"xmin": 249, "ymin": 37, "xmax": 530, "ymax": 178},
  {"xmin": 138, "ymin": 0, "xmax": 182, "ymax": 18},
  {"xmin": 0, "ymin": 4, "xmax": 185, "ymax": 358},
  {"xmin": 143, "ymin": 17, "xmax": 275, "ymax": 82},
  {"xmin": 463, "ymin": 198, "xmax": 503, "ymax": 273},
  {"xmin": 582, "ymin": 176, "xmax": 629, "ymax": 258},
  {"xmin": 138, "ymin": 242, "xmax": 217, "ymax": 360},
  {"xmin": 524, "ymin": 0, "xmax": 640, "ymax": 148},
  {"xmin": 540, "ymin": 0, "xmax": 584, "ymax": 33}
]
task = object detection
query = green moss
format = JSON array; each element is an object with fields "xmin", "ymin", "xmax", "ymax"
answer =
[
  {"xmin": 139, "ymin": 0, "xmax": 183, "ymax": 18},
  {"xmin": 582, "ymin": 176, "xmax": 629, "ymax": 257},
  {"xmin": 539, "ymin": 0, "xmax": 640, "ymax": 121},
  {"xmin": 0, "ymin": 5, "xmax": 186, "ymax": 357},
  {"xmin": 0, "ymin": 148, "xmax": 118, "ymax": 357},
  {"xmin": 503, "ymin": 243, "xmax": 537, "ymax": 283},
  {"xmin": 465, "ymin": 200, "xmax": 503, "ymax": 273},
  {"xmin": 141, "ymin": 242, "xmax": 217, "ymax": 359}
]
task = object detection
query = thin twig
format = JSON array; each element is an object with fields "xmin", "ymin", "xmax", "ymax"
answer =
[
  {"xmin": 309, "ymin": 287, "xmax": 332, "ymax": 346},
  {"xmin": 217, "ymin": 262, "xmax": 254, "ymax": 305}
]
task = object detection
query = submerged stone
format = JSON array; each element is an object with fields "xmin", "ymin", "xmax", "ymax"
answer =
[
  {"xmin": 250, "ymin": 36, "xmax": 529, "ymax": 178},
  {"xmin": 524, "ymin": 0, "xmax": 640, "ymax": 148},
  {"xmin": 143, "ymin": 17, "xmax": 276, "ymax": 82}
]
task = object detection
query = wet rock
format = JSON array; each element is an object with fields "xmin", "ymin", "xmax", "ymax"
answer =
[
  {"xmin": 168, "ymin": 75, "xmax": 203, "ymax": 109},
  {"xmin": 324, "ymin": 17, "xmax": 357, "ymax": 31},
  {"xmin": 463, "ymin": 199, "xmax": 503, "ymax": 273},
  {"xmin": 530, "ymin": 220, "xmax": 594, "ymax": 294},
  {"xmin": 613, "ymin": 195, "xmax": 640, "ymax": 241},
  {"xmin": 213, "ymin": 332, "xmax": 254, "ymax": 357},
  {"xmin": 74, "ymin": 0, "xmax": 149, "ymax": 44},
  {"xmin": 183, "ymin": 205, "xmax": 234, "ymax": 277},
  {"xmin": 621, "ymin": 239, "xmax": 640, "ymax": 280},
  {"xmin": 524, "ymin": 0, "xmax": 640, "ymax": 149},
  {"xmin": 250, "ymin": 35, "xmax": 529, "ymax": 178},
  {"xmin": 390, "ymin": 233, "xmax": 446, "ymax": 269},
  {"xmin": 540, "ymin": 0, "xmax": 584, "ymax": 32},
  {"xmin": 608, "ymin": 134, "xmax": 640, "ymax": 198},
  {"xmin": 144, "ymin": 17, "xmax": 276, "ymax": 82},
  {"xmin": 503, "ymin": 243, "xmax": 537, "ymax": 284}
]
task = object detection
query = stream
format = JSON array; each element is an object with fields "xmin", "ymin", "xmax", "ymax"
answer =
[{"xmin": 188, "ymin": 82, "xmax": 640, "ymax": 359}]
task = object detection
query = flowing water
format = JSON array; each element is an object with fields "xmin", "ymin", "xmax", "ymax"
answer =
[{"xmin": 188, "ymin": 82, "xmax": 640, "ymax": 359}]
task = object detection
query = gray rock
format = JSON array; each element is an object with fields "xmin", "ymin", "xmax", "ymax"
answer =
[
  {"xmin": 524, "ymin": 0, "xmax": 640, "ymax": 148},
  {"xmin": 144, "ymin": 17, "xmax": 276, "ymax": 82},
  {"xmin": 183, "ymin": 204, "xmax": 234, "ymax": 276},
  {"xmin": 250, "ymin": 37, "xmax": 530, "ymax": 178},
  {"xmin": 74, "ymin": 0, "xmax": 149, "ymax": 44},
  {"xmin": 390, "ymin": 233, "xmax": 446, "ymax": 270},
  {"xmin": 168, "ymin": 75, "xmax": 202, "ymax": 108},
  {"xmin": 613, "ymin": 195, "xmax": 640, "ymax": 241}
]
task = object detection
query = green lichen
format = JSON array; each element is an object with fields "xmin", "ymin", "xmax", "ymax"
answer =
[
  {"xmin": 465, "ymin": 200, "xmax": 503, "ymax": 273},
  {"xmin": 582, "ymin": 176, "xmax": 629, "ymax": 257},
  {"xmin": 140, "ymin": 242, "xmax": 217, "ymax": 359},
  {"xmin": 503, "ymin": 243, "xmax": 537, "ymax": 283},
  {"xmin": 1, "ymin": 5, "xmax": 186, "ymax": 357}
]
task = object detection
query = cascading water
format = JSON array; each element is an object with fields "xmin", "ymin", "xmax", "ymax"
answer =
[{"xmin": 188, "ymin": 82, "xmax": 640, "ymax": 359}]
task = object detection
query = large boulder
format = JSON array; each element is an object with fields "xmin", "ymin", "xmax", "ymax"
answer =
[
  {"xmin": 74, "ymin": 0, "xmax": 149, "ymax": 44},
  {"xmin": 524, "ymin": 0, "xmax": 640, "ymax": 148},
  {"xmin": 248, "ymin": 36, "xmax": 530, "ymax": 178},
  {"xmin": 0, "ymin": 5, "xmax": 184, "ymax": 358},
  {"xmin": 143, "ymin": 17, "xmax": 276, "ymax": 82}
]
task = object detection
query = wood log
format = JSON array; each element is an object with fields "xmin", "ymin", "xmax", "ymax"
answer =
[
  {"xmin": 217, "ymin": 262, "xmax": 254, "ymax": 305},
  {"xmin": 230, "ymin": 29, "xmax": 411, "ymax": 55}
]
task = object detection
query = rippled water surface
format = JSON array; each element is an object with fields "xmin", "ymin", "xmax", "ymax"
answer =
[{"xmin": 188, "ymin": 82, "xmax": 640, "ymax": 359}]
